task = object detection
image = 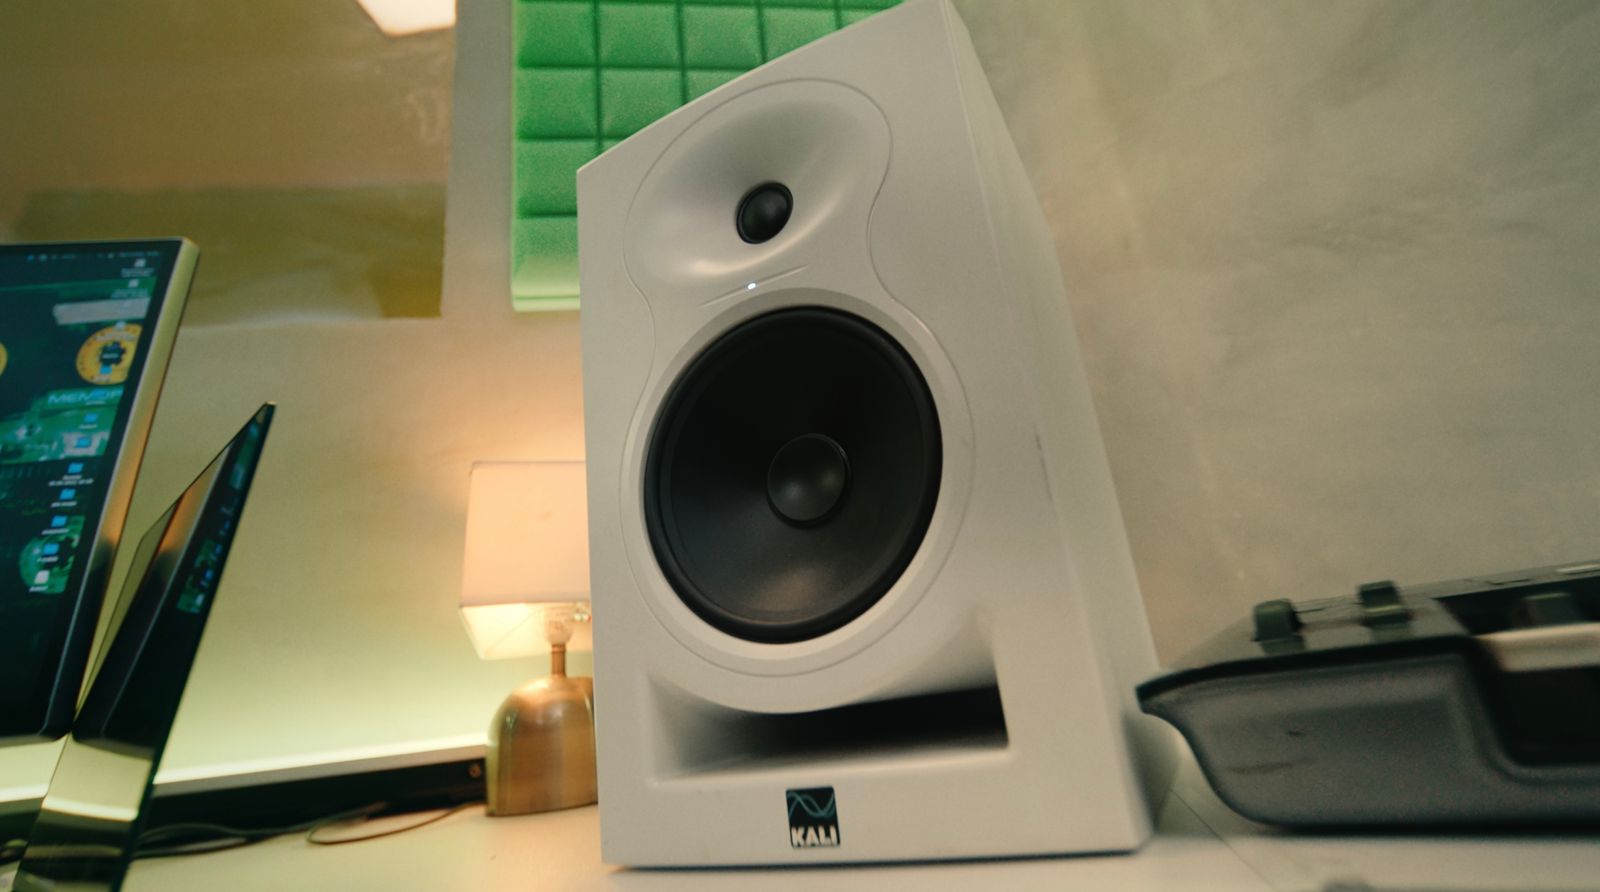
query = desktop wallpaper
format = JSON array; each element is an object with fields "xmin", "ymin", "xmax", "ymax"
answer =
[{"xmin": 0, "ymin": 248, "xmax": 167, "ymax": 722}]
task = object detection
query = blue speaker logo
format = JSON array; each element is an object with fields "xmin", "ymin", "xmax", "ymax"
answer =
[{"xmin": 786, "ymin": 787, "xmax": 840, "ymax": 848}]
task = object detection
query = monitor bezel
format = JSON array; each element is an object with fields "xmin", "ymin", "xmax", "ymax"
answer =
[{"xmin": 13, "ymin": 403, "xmax": 274, "ymax": 891}]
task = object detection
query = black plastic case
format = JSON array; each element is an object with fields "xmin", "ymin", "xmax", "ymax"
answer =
[{"xmin": 1137, "ymin": 562, "xmax": 1600, "ymax": 827}]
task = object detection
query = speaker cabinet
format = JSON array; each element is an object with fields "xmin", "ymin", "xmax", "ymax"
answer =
[{"xmin": 579, "ymin": 0, "xmax": 1176, "ymax": 865}]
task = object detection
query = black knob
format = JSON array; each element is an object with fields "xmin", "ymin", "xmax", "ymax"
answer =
[
  {"xmin": 766, "ymin": 434, "xmax": 849, "ymax": 526},
  {"xmin": 736, "ymin": 182, "xmax": 793, "ymax": 244},
  {"xmin": 1357, "ymin": 580, "xmax": 1410, "ymax": 627}
]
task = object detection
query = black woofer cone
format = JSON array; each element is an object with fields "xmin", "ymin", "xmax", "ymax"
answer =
[{"xmin": 645, "ymin": 308, "xmax": 941, "ymax": 643}]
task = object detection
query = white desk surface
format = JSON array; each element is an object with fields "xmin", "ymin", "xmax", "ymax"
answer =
[{"xmin": 121, "ymin": 753, "xmax": 1600, "ymax": 892}]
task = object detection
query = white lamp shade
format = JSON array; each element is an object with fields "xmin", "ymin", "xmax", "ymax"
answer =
[
  {"xmin": 461, "ymin": 602, "xmax": 593, "ymax": 660},
  {"xmin": 459, "ymin": 462, "xmax": 591, "ymax": 660}
]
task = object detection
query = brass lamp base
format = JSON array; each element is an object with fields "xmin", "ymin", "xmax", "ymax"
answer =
[{"xmin": 486, "ymin": 645, "xmax": 597, "ymax": 816}]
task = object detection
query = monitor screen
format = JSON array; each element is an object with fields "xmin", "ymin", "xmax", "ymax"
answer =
[
  {"xmin": 0, "ymin": 239, "xmax": 198, "ymax": 745},
  {"xmin": 13, "ymin": 404, "xmax": 273, "ymax": 892}
]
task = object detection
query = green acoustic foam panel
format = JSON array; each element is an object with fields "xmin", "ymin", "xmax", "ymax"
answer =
[{"xmin": 510, "ymin": 0, "xmax": 900, "ymax": 312}]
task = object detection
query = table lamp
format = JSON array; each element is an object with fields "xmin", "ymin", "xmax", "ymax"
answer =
[{"xmin": 458, "ymin": 461, "xmax": 597, "ymax": 816}]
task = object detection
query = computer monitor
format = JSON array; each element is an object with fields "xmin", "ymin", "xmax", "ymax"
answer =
[
  {"xmin": 0, "ymin": 240, "xmax": 197, "ymax": 745},
  {"xmin": 11, "ymin": 404, "xmax": 274, "ymax": 892}
]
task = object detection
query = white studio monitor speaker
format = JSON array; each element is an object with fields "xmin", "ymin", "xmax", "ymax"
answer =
[{"xmin": 578, "ymin": 0, "xmax": 1177, "ymax": 866}]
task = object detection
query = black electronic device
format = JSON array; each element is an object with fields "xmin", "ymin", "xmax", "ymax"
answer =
[
  {"xmin": 0, "ymin": 239, "xmax": 198, "ymax": 745},
  {"xmin": 1138, "ymin": 561, "xmax": 1600, "ymax": 827},
  {"xmin": 11, "ymin": 404, "xmax": 273, "ymax": 892}
]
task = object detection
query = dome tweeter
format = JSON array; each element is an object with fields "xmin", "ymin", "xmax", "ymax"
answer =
[
  {"xmin": 579, "ymin": 0, "xmax": 1176, "ymax": 867},
  {"xmin": 736, "ymin": 182, "xmax": 793, "ymax": 243}
]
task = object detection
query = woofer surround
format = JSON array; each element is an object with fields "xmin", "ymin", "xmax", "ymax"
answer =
[{"xmin": 644, "ymin": 308, "xmax": 941, "ymax": 644}]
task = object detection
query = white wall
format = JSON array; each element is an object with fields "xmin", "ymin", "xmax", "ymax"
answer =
[
  {"xmin": 955, "ymin": 0, "xmax": 1600, "ymax": 660},
  {"xmin": 151, "ymin": 0, "xmax": 586, "ymax": 774},
  {"xmin": 5, "ymin": 0, "xmax": 1599, "ymax": 793},
  {"xmin": 1, "ymin": 0, "xmax": 569, "ymax": 791}
]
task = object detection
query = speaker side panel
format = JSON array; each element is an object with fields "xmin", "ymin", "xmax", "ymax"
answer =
[
  {"xmin": 944, "ymin": 2, "xmax": 1180, "ymax": 824},
  {"xmin": 848, "ymin": 0, "xmax": 1162, "ymax": 848}
]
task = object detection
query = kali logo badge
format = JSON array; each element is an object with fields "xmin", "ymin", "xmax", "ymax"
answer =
[{"xmin": 786, "ymin": 787, "xmax": 840, "ymax": 848}]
